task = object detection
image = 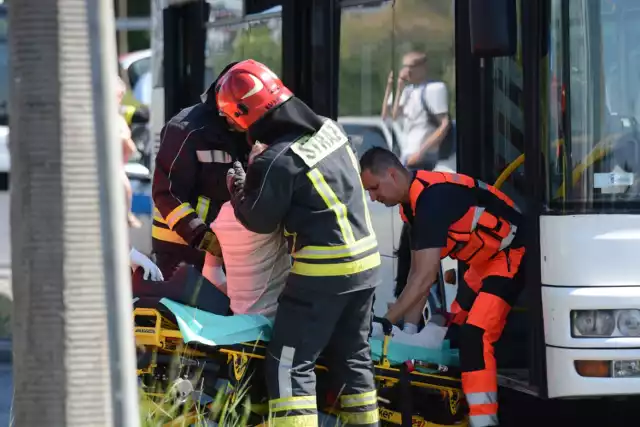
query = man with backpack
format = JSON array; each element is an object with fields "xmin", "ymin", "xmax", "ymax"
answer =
[
  {"xmin": 382, "ymin": 51, "xmax": 455, "ymax": 171},
  {"xmin": 381, "ymin": 51, "xmax": 456, "ymax": 334}
]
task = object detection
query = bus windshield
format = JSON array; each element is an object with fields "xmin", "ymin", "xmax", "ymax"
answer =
[{"xmin": 547, "ymin": 0, "xmax": 640, "ymax": 211}]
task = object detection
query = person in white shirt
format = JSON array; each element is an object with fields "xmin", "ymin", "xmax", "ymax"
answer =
[
  {"xmin": 201, "ymin": 143, "xmax": 290, "ymax": 321},
  {"xmin": 381, "ymin": 51, "xmax": 453, "ymax": 171},
  {"xmin": 381, "ymin": 52, "xmax": 452, "ymax": 334}
]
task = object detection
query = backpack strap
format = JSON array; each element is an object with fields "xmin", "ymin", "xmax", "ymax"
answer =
[
  {"xmin": 419, "ymin": 83, "xmax": 456, "ymax": 161},
  {"xmin": 420, "ymin": 82, "xmax": 443, "ymax": 128}
]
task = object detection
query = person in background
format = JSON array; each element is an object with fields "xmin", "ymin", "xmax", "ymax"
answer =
[
  {"xmin": 116, "ymin": 76, "xmax": 142, "ymax": 229},
  {"xmin": 381, "ymin": 51, "xmax": 452, "ymax": 170},
  {"xmin": 381, "ymin": 51, "xmax": 453, "ymax": 333}
]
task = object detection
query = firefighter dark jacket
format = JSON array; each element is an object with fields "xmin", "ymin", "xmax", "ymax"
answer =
[
  {"xmin": 152, "ymin": 65, "xmax": 249, "ymax": 250},
  {"xmin": 229, "ymin": 97, "xmax": 381, "ymax": 294}
]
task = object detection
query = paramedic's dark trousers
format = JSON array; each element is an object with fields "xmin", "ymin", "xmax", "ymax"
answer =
[
  {"xmin": 265, "ymin": 284, "xmax": 379, "ymax": 426},
  {"xmin": 449, "ymin": 247, "xmax": 526, "ymax": 427}
]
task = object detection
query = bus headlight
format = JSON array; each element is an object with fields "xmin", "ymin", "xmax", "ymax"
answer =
[
  {"xmin": 617, "ymin": 310, "xmax": 640, "ymax": 337},
  {"xmin": 572, "ymin": 310, "xmax": 616, "ymax": 337}
]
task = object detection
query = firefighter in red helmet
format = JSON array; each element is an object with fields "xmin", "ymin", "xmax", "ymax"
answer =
[
  {"xmin": 219, "ymin": 59, "xmax": 381, "ymax": 427},
  {"xmin": 360, "ymin": 146, "xmax": 527, "ymax": 427}
]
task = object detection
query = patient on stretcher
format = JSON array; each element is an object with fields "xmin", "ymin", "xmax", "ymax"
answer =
[{"xmin": 202, "ymin": 201, "xmax": 290, "ymax": 321}]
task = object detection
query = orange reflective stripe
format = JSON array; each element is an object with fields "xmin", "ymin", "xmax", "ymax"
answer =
[
  {"xmin": 469, "ymin": 402, "xmax": 499, "ymax": 416},
  {"xmin": 462, "ymin": 369, "xmax": 497, "ymax": 394}
]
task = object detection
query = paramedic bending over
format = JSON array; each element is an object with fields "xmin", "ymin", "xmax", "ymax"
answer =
[
  {"xmin": 359, "ymin": 147, "xmax": 526, "ymax": 427},
  {"xmin": 202, "ymin": 142, "xmax": 290, "ymax": 321}
]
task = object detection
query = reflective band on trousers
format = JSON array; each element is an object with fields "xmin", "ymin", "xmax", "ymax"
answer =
[
  {"xmin": 291, "ymin": 252, "xmax": 381, "ymax": 277},
  {"xmin": 269, "ymin": 414, "xmax": 318, "ymax": 427},
  {"xmin": 293, "ymin": 235, "xmax": 377, "ymax": 260},
  {"xmin": 339, "ymin": 409, "xmax": 380, "ymax": 425},
  {"xmin": 468, "ymin": 392, "xmax": 499, "ymax": 427},
  {"xmin": 339, "ymin": 390, "xmax": 377, "ymax": 408},
  {"xmin": 470, "ymin": 413, "xmax": 499, "ymax": 427},
  {"xmin": 269, "ymin": 396, "xmax": 317, "ymax": 413}
]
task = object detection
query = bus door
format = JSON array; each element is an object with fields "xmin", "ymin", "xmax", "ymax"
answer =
[{"xmin": 457, "ymin": 0, "xmax": 547, "ymax": 396}]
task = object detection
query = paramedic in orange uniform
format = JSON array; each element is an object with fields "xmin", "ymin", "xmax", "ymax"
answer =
[{"xmin": 359, "ymin": 147, "xmax": 526, "ymax": 427}]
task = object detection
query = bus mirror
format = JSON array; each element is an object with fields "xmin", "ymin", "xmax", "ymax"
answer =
[{"xmin": 469, "ymin": 0, "xmax": 517, "ymax": 57}]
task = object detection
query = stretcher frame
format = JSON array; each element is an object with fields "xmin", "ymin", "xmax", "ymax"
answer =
[{"xmin": 134, "ymin": 306, "xmax": 469, "ymax": 427}]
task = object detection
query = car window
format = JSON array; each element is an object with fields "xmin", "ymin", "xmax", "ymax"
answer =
[
  {"xmin": 341, "ymin": 124, "xmax": 390, "ymax": 159},
  {"xmin": 128, "ymin": 57, "xmax": 151, "ymax": 90}
]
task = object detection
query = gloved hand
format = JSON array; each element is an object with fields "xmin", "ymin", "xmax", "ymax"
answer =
[
  {"xmin": 371, "ymin": 322, "xmax": 384, "ymax": 338},
  {"xmin": 226, "ymin": 161, "xmax": 246, "ymax": 196},
  {"xmin": 129, "ymin": 248, "xmax": 164, "ymax": 281},
  {"xmin": 196, "ymin": 230, "xmax": 223, "ymax": 257}
]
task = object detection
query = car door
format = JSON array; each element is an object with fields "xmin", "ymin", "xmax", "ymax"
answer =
[{"xmin": 340, "ymin": 120, "xmax": 403, "ymax": 315}]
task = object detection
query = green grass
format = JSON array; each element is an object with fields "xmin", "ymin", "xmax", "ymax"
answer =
[
  {"xmin": 136, "ymin": 346, "xmax": 346, "ymax": 427},
  {"xmin": 138, "ymin": 347, "xmax": 255, "ymax": 427},
  {"xmin": 139, "ymin": 382, "xmax": 252, "ymax": 427}
]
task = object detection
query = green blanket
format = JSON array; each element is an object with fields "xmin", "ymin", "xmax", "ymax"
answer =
[{"xmin": 159, "ymin": 298, "xmax": 459, "ymax": 367}]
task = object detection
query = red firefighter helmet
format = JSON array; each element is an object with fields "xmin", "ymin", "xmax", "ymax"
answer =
[{"xmin": 215, "ymin": 59, "xmax": 293, "ymax": 130}]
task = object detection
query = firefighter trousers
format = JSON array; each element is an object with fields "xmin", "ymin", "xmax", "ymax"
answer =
[
  {"xmin": 449, "ymin": 247, "xmax": 526, "ymax": 427},
  {"xmin": 265, "ymin": 283, "xmax": 379, "ymax": 427}
]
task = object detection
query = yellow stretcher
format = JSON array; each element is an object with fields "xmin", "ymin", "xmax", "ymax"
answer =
[{"xmin": 133, "ymin": 300, "xmax": 469, "ymax": 427}]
